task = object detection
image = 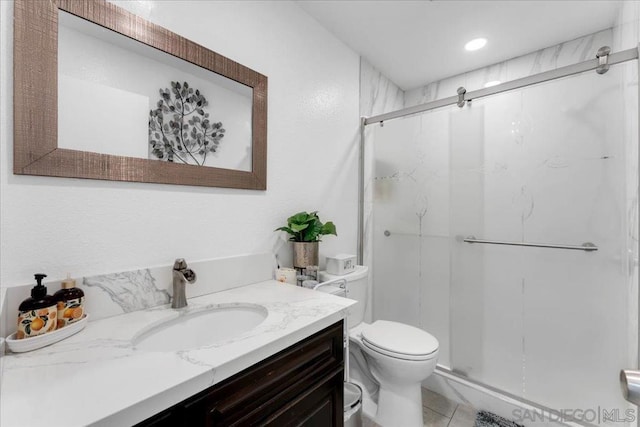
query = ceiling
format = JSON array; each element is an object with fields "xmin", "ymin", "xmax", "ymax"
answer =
[{"xmin": 297, "ymin": 1, "xmax": 622, "ymax": 90}]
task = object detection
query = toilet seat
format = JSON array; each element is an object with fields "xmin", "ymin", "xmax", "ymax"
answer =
[{"xmin": 361, "ymin": 320, "xmax": 439, "ymax": 361}]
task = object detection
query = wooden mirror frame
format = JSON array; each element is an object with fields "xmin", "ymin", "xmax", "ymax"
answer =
[{"xmin": 14, "ymin": 0, "xmax": 267, "ymax": 189}]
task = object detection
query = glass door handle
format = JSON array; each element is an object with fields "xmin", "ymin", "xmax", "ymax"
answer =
[{"xmin": 620, "ymin": 370, "xmax": 640, "ymax": 405}]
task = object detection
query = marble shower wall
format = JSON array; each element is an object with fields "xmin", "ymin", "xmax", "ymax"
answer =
[{"xmin": 360, "ymin": 58, "xmax": 405, "ymax": 118}]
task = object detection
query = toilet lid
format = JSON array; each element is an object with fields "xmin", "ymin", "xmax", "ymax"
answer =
[{"xmin": 361, "ymin": 320, "xmax": 439, "ymax": 359}]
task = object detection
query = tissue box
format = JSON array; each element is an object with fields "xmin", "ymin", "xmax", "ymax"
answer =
[{"xmin": 326, "ymin": 254, "xmax": 356, "ymax": 276}]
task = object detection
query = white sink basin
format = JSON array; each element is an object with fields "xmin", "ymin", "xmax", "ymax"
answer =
[{"xmin": 134, "ymin": 304, "xmax": 268, "ymax": 352}]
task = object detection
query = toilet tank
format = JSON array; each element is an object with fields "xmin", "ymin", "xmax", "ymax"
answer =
[{"xmin": 319, "ymin": 266, "xmax": 368, "ymax": 328}]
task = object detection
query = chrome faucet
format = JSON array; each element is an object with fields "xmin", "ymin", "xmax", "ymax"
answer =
[{"xmin": 171, "ymin": 258, "xmax": 197, "ymax": 309}]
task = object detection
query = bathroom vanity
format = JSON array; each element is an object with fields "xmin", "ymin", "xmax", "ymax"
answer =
[
  {"xmin": 136, "ymin": 321, "xmax": 343, "ymax": 426},
  {"xmin": 0, "ymin": 280, "xmax": 355, "ymax": 427}
]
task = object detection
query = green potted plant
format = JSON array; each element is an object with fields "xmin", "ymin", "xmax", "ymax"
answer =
[{"xmin": 275, "ymin": 211, "xmax": 337, "ymax": 268}]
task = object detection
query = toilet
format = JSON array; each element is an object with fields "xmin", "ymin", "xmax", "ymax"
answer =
[{"xmin": 318, "ymin": 266, "xmax": 439, "ymax": 427}]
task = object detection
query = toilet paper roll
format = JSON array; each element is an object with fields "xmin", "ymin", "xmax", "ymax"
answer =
[{"xmin": 276, "ymin": 268, "xmax": 297, "ymax": 285}]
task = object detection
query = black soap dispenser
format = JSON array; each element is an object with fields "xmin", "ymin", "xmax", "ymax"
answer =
[{"xmin": 17, "ymin": 274, "xmax": 58, "ymax": 339}]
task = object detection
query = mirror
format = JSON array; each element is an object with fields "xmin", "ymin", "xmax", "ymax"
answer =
[{"xmin": 14, "ymin": 0, "xmax": 267, "ymax": 189}]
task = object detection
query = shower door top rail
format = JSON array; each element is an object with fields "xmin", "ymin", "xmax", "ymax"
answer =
[
  {"xmin": 461, "ymin": 236, "xmax": 598, "ymax": 252},
  {"xmin": 364, "ymin": 46, "xmax": 638, "ymax": 125}
]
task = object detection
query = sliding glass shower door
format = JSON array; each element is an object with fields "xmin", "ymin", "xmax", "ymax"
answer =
[
  {"xmin": 371, "ymin": 105, "xmax": 453, "ymax": 365},
  {"xmin": 369, "ymin": 61, "xmax": 638, "ymax": 417}
]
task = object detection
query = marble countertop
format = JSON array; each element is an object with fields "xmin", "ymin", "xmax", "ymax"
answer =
[{"xmin": 0, "ymin": 281, "xmax": 355, "ymax": 427}]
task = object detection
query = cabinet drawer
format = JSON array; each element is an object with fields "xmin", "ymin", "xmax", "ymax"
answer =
[
  {"xmin": 262, "ymin": 368, "xmax": 343, "ymax": 427},
  {"xmin": 185, "ymin": 321, "xmax": 344, "ymax": 426}
]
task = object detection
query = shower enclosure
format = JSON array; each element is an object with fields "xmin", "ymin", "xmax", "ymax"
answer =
[{"xmin": 360, "ymin": 48, "xmax": 639, "ymax": 422}]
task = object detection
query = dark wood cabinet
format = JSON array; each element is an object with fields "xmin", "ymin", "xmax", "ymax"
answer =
[{"xmin": 135, "ymin": 321, "xmax": 344, "ymax": 427}]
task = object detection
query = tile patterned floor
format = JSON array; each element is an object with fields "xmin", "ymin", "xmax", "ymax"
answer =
[
  {"xmin": 362, "ymin": 387, "xmax": 478, "ymax": 427},
  {"xmin": 423, "ymin": 388, "xmax": 478, "ymax": 427}
]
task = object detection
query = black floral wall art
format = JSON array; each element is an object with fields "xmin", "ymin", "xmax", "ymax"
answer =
[{"xmin": 149, "ymin": 81, "xmax": 226, "ymax": 166}]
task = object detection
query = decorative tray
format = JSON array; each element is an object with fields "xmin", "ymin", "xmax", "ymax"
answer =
[{"xmin": 5, "ymin": 314, "xmax": 89, "ymax": 353}]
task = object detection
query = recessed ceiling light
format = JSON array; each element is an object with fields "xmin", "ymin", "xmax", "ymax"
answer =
[
  {"xmin": 465, "ymin": 38, "xmax": 487, "ymax": 51},
  {"xmin": 484, "ymin": 80, "xmax": 501, "ymax": 88}
]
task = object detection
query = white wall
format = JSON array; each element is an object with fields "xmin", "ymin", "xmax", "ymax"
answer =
[{"xmin": 0, "ymin": 1, "xmax": 360, "ymax": 287}]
